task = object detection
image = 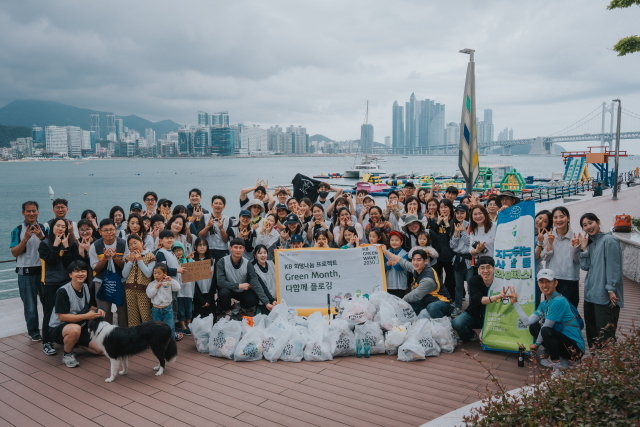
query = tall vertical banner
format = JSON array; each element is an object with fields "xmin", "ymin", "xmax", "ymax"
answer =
[
  {"xmin": 458, "ymin": 51, "xmax": 480, "ymax": 195},
  {"xmin": 482, "ymin": 201, "xmax": 537, "ymax": 352}
]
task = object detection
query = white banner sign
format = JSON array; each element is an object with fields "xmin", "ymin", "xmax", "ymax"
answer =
[{"xmin": 274, "ymin": 246, "xmax": 387, "ymax": 315}]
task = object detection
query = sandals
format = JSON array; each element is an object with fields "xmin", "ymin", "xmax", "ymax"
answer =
[{"xmin": 174, "ymin": 331, "xmax": 184, "ymax": 341}]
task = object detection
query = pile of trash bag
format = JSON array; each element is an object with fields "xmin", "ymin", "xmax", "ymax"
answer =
[{"xmin": 196, "ymin": 292, "xmax": 457, "ymax": 362}]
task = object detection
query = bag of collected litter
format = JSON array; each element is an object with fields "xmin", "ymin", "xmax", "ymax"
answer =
[
  {"xmin": 191, "ymin": 314, "xmax": 214, "ymax": 353},
  {"xmin": 397, "ymin": 318, "xmax": 440, "ymax": 362},
  {"xmin": 416, "ymin": 309, "xmax": 432, "ymax": 321},
  {"xmin": 326, "ymin": 319, "xmax": 356, "ymax": 357},
  {"xmin": 209, "ymin": 319, "xmax": 242, "ymax": 359},
  {"xmin": 430, "ymin": 317, "xmax": 457, "ymax": 353},
  {"xmin": 280, "ymin": 325, "xmax": 310, "ymax": 362},
  {"xmin": 374, "ymin": 300, "xmax": 401, "ymax": 331},
  {"xmin": 262, "ymin": 316, "xmax": 294, "ymax": 362},
  {"xmin": 234, "ymin": 318, "xmax": 266, "ymax": 362},
  {"xmin": 369, "ymin": 291, "xmax": 416, "ymax": 324},
  {"xmin": 241, "ymin": 314, "xmax": 269, "ymax": 336},
  {"xmin": 355, "ymin": 321, "xmax": 385, "ymax": 355},
  {"xmin": 303, "ymin": 312, "xmax": 333, "ymax": 361},
  {"xmin": 268, "ymin": 300, "xmax": 289, "ymax": 322},
  {"xmin": 340, "ymin": 297, "xmax": 377, "ymax": 325},
  {"xmin": 385, "ymin": 323, "xmax": 410, "ymax": 355}
]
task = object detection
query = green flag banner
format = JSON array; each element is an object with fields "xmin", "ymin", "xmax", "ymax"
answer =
[{"xmin": 482, "ymin": 201, "xmax": 537, "ymax": 353}]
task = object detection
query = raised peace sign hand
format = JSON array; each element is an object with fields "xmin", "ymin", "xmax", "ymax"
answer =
[
  {"xmin": 571, "ymin": 232, "xmax": 580, "ymax": 247},
  {"xmin": 537, "ymin": 228, "xmax": 546, "ymax": 243},
  {"xmin": 578, "ymin": 233, "xmax": 589, "ymax": 250},
  {"xmin": 547, "ymin": 230, "xmax": 555, "ymax": 246}
]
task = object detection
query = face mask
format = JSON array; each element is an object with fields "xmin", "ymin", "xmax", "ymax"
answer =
[{"xmin": 318, "ymin": 191, "xmax": 329, "ymax": 199}]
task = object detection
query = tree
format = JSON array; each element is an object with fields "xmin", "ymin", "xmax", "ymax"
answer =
[{"xmin": 608, "ymin": 0, "xmax": 640, "ymax": 56}]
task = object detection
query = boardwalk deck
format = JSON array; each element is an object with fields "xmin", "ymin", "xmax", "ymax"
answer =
[{"xmin": 0, "ymin": 274, "xmax": 637, "ymax": 427}]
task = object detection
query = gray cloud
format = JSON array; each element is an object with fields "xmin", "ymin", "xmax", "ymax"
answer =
[{"xmin": 0, "ymin": 0, "xmax": 638, "ymax": 152}]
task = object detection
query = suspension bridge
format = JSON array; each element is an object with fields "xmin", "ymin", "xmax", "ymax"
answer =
[{"xmin": 382, "ymin": 102, "xmax": 640, "ymax": 155}]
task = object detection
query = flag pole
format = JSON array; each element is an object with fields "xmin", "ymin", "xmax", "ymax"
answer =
[{"xmin": 458, "ymin": 49, "xmax": 479, "ymax": 196}]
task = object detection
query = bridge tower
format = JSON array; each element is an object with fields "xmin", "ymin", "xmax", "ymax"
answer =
[
  {"xmin": 601, "ymin": 102, "xmax": 615, "ymax": 150},
  {"xmin": 528, "ymin": 137, "xmax": 553, "ymax": 155}
]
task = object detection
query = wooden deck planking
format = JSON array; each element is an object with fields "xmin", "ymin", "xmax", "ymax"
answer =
[{"xmin": 0, "ymin": 277, "xmax": 636, "ymax": 426}]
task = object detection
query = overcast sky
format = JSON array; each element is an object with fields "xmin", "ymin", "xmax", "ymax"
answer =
[{"xmin": 0, "ymin": 1, "xmax": 639, "ymax": 152}]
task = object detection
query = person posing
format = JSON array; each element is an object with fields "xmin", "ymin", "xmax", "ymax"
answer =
[
  {"xmin": 534, "ymin": 210, "xmax": 554, "ymax": 283},
  {"xmin": 297, "ymin": 197, "xmax": 314, "ymax": 224},
  {"xmin": 316, "ymin": 182, "xmax": 343, "ymax": 213},
  {"xmin": 216, "ymin": 238, "xmax": 267, "ymax": 319},
  {"xmin": 363, "ymin": 206, "xmax": 393, "ymax": 244},
  {"xmin": 198, "ymin": 195, "xmax": 230, "ymax": 263},
  {"xmin": 109, "ymin": 206, "xmax": 127, "ymax": 239},
  {"xmin": 382, "ymin": 247, "xmax": 453, "ymax": 318},
  {"xmin": 305, "ymin": 204, "xmax": 333, "ymax": 244},
  {"xmin": 146, "ymin": 264, "xmax": 181, "ymax": 337},
  {"xmin": 485, "ymin": 196, "xmax": 499, "ymax": 223},
  {"xmin": 39, "ymin": 218, "xmax": 77, "ymax": 356},
  {"xmin": 539, "ymin": 207, "xmax": 581, "ymax": 308},
  {"xmin": 166, "ymin": 213, "xmax": 193, "ymax": 251},
  {"xmin": 157, "ymin": 198, "xmax": 173, "ymax": 222},
  {"xmin": 71, "ymin": 219, "xmax": 96, "ymax": 276},
  {"xmin": 579, "ymin": 213, "xmax": 624, "ymax": 348},
  {"xmin": 468, "ymin": 205, "xmax": 497, "ymax": 265},
  {"xmin": 239, "ymin": 179, "xmax": 270, "ymax": 211},
  {"xmin": 423, "ymin": 197, "xmax": 440, "ymax": 232},
  {"xmin": 46, "ymin": 198, "xmax": 79, "ymax": 239},
  {"xmin": 48, "ymin": 261, "xmax": 105, "ymax": 368},
  {"xmin": 407, "ymin": 230, "xmax": 439, "ymax": 262},
  {"xmin": 154, "ymin": 230, "xmax": 186, "ymax": 341},
  {"xmin": 452, "ymin": 256, "xmax": 503, "ymax": 342},
  {"xmin": 187, "ymin": 188, "xmax": 209, "ymax": 233},
  {"xmin": 432, "ymin": 198, "xmax": 456, "ymax": 300},
  {"xmin": 255, "ymin": 213, "xmax": 280, "ymax": 257},
  {"xmin": 278, "ymin": 213, "xmax": 304, "ymax": 249},
  {"xmin": 172, "ymin": 242, "xmax": 194, "ymax": 336},
  {"xmin": 508, "ymin": 269, "xmax": 585, "ymax": 378},
  {"xmin": 227, "ymin": 210, "xmax": 256, "ymax": 259},
  {"xmin": 444, "ymin": 186, "xmax": 460, "ymax": 202},
  {"xmin": 366, "ymin": 228, "xmax": 384, "ymax": 247},
  {"xmin": 401, "ymin": 215, "xmax": 438, "ymax": 258},
  {"xmin": 339, "ymin": 227, "xmax": 360, "ymax": 249},
  {"xmin": 384, "ymin": 231, "xmax": 409, "ymax": 298},
  {"xmin": 333, "ymin": 208, "xmax": 365, "ymax": 247},
  {"xmin": 396, "ymin": 196, "xmax": 423, "ymax": 231},
  {"xmin": 192, "ymin": 238, "xmax": 215, "ymax": 319},
  {"xmin": 247, "ymin": 199, "xmax": 266, "ymax": 228},
  {"xmin": 149, "ymin": 214, "xmax": 166, "ymax": 248},
  {"xmin": 313, "ymin": 229, "xmax": 332, "ymax": 248},
  {"xmin": 383, "ymin": 190, "xmax": 403, "ymax": 229},
  {"xmin": 121, "ymin": 234, "xmax": 156, "ymax": 327},
  {"xmin": 89, "ymin": 219, "xmax": 128, "ymax": 327},
  {"xmin": 142, "ymin": 191, "xmax": 158, "ymax": 217},
  {"xmin": 125, "ymin": 213, "xmax": 155, "ymax": 251},
  {"xmin": 251, "ymin": 245, "xmax": 278, "ymax": 314},
  {"xmin": 80, "ymin": 209, "xmax": 101, "ymax": 240},
  {"xmin": 450, "ymin": 204, "xmax": 473, "ymax": 316},
  {"xmin": 11, "ymin": 201, "xmax": 47, "ymax": 342}
]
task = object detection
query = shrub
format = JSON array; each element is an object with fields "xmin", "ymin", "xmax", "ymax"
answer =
[{"xmin": 463, "ymin": 327, "xmax": 640, "ymax": 426}]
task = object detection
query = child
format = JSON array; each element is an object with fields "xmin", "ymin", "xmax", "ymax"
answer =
[
  {"xmin": 367, "ymin": 228, "xmax": 384, "ymax": 246},
  {"xmin": 122, "ymin": 234, "xmax": 156, "ymax": 327},
  {"xmin": 192, "ymin": 238, "xmax": 215, "ymax": 319},
  {"xmin": 385, "ymin": 231, "xmax": 409, "ymax": 298},
  {"xmin": 146, "ymin": 264, "xmax": 181, "ymax": 336},
  {"xmin": 172, "ymin": 241, "xmax": 194, "ymax": 335},
  {"xmin": 340, "ymin": 226, "xmax": 360, "ymax": 249},
  {"xmin": 154, "ymin": 229, "xmax": 186, "ymax": 341},
  {"xmin": 408, "ymin": 230, "xmax": 439, "ymax": 261}
]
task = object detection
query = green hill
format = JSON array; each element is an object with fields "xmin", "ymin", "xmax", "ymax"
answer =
[
  {"xmin": 0, "ymin": 100, "xmax": 182, "ymax": 138},
  {"xmin": 0, "ymin": 124, "xmax": 31, "ymax": 148},
  {"xmin": 309, "ymin": 134, "xmax": 334, "ymax": 142}
]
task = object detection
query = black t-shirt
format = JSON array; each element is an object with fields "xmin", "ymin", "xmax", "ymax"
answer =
[
  {"xmin": 54, "ymin": 284, "xmax": 95, "ymax": 324},
  {"xmin": 465, "ymin": 275, "xmax": 492, "ymax": 318}
]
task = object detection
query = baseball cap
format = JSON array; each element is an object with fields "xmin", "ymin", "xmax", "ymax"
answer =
[
  {"xmin": 158, "ymin": 198, "xmax": 172, "ymax": 207},
  {"xmin": 284, "ymin": 213, "xmax": 300, "ymax": 225},
  {"xmin": 404, "ymin": 182, "xmax": 416, "ymax": 188},
  {"xmin": 291, "ymin": 234, "xmax": 304, "ymax": 243},
  {"xmin": 130, "ymin": 202, "xmax": 143, "ymax": 212},
  {"xmin": 388, "ymin": 230, "xmax": 405, "ymax": 242},
  {"xmin": 537, "ymin": 269, "xmax": 556, "ymax": 281},
  {"xmin": 239, "ymin": 210, "xmax": 251, "ymax": 217},
  {"xmin": 275, "ymin": 203, "xmax": 289, "ymax": 212},
  {"xmin": 454, "ymin": 204, "xmax": 469, "ymax": 213}
]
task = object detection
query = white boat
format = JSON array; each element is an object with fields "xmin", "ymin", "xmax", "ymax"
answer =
[{"xmin": 344, "ymin": 156, "xmax": 387, "ymax": 178}]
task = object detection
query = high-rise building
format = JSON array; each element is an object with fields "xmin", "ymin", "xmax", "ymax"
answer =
[
  {"xmin": 497, "ymin": 127, "xmax": 514, "ymax": 141},
  {"xmin": 210, "ymin": 127, "xmax": 235, "ymax": 156},
  {"xmin": 106, "ymin": 114, "xmax": 116, "ymax": 136},
  {"xmin": 405, "ymin": 93, "xmax": 420, "ymax": 148},
  {"xmin": 483, "ymin": 109, "xmax": 494, "ymax": 143},
  {"xmin": 210, "ymin": 111, "xmax": 229, "ymax": 126},
  {"xmin": 31, "ymin": 126, "xmax": 45, "ymax": 144},
  {"xmin": 238, "ymin": 125, "xmax": 268, "ymax": 154},
  {"xmin": 392, "ymin": 101, "xmax": 405, "ymax": 149},
  {"xmin": 67, "ymin": 126, "xmax": 83, "ymax": 157},
  {"xmin": 178, "ymin": 127, "xmax": 195, "ymax": 155},
  {"xmin": 360, "ymin": 124, "xmax": 374, "ymax": 153},
  {"xmin": 384, "ymin": 136, "xmax": 391, "ymax": 146},
  {"xmin": 81, "ymin": 130, "xmax": 92, "ymax": 150},
  {"xmin": 90, "ymin": 113, "xmax": 100, "ymax": 140},
  {"xmin": 445, "ymin": 122, "xmax": 460, "ymax": 145},
  {"xmin": 115, "ymin": 118, "xmax": 124, "ymax": 139},
  {"xmin": 287, "ymin": 125, "xmax": 308, "ymax": 154},
  {"xmin": 198, "ymin": 111, "xmax": 209, "ymax": 126},
  {"xmin": 45, "ymin": 126, "xmax": 69, "ymax": 155},
  {"xmin": 418, "ymin": 99, "xmax": 445, "ymax": 148},
  {"xmin": 145, "ymin": 129, "xmax": 156, "ymax": 147}
]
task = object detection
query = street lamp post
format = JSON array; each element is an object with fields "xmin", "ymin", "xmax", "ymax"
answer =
[{"xmin": 612, "ymin": 99, "xmax": 621, "ymax": 200}]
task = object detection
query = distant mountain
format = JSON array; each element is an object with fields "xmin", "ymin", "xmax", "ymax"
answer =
[
  {"xmin": 0, "ymin": 100, "xmax": 182, "ymax": 138},
  {"xmin": 309, "ymin": 134, "xmax": 334, "ymax": 142},
  {"xmin": 0, "ymin": 124, "xmax": 31, "ymax": 148}
]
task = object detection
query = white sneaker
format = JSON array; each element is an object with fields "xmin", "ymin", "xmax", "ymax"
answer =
[
  {"xmin": 451, "ymin": 308, "xmax": 463, "ymax": 317},
  {"xmin": 539, "ymin": 357, "xmax": 553, "ymax": 367},
  {"xmin": 541, "ymin": 357, "xmax": 569, "ymax": 368},
  {"xmin": 62, "ymin": 352, "xmax": 79, "ymax": 368}
]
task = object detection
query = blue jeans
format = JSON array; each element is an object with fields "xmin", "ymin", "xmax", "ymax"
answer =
[
  {"xmin": 408, "ymin": 300, "xmax": 454, "ymax": 319},
  {"xmin": 152, "ymin": 306, "xmax": 175, "ymax": 334},
  {"xmin": 17, "ymin": 274, "xmax": 44, "ymax": 338},
  {"xmin": 452, "ymin": 311, "xmax": 484, "ymax": 342},
  {"xmin": 453, "ymin": 267, "xmax": 473, "ymax": 309}
]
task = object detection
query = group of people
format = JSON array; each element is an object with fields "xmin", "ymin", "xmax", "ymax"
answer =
[{"xmin": 9, "ymin": 179, "xmax": 624, "ymax": 374}]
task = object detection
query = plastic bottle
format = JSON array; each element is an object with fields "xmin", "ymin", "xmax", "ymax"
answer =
[{"xmin": 356, "ymin": 339, "xmax": 363, "ymax": 358}]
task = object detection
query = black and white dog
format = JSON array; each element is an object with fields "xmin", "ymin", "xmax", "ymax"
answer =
[{"xmin": 89, "ymin": 319, "xmax": 178, "ymax": 383}]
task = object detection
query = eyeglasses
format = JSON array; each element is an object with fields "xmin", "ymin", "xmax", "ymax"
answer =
[{"xmin": 54, "ymin": 205, "xmax": 67, "ymax": 210}]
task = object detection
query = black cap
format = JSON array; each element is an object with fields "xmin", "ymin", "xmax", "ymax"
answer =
[
  {"xmin": 291, "ymin": 234, "xmax": 304, "ymax": 243},
  {"xmin": 130, "ymin": 202, "xmax": 143, "ymax": 211},
  {"xmin": 284, "ymin": 213, "xmax": 300, "ymax": 225},
  {"xmin": 404, "ymin": 182, "xmax": 416, "ymax": 188},
  {"xmin": 454, "ymin": 204, "xmax": 469, "ymax": 213},
  {"xmin": 158, "ymin": 198, "xmax": 172, "ymax": 207},
  {"xmin": 275, "ymin": 203, "xmax": 289, "ymax": 212}
]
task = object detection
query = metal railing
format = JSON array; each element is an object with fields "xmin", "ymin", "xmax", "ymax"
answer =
[
  {"xmin": 0, "ymin": 259, "xmax": 17, "ymax": 295},
  {"xmin": 526, "ymin": 180, "xmax": 595, "ymax": 203}
]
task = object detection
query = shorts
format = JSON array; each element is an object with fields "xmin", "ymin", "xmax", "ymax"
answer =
[
  {"xmin": 49, "ymin": 323, "xmax": 92, "ymax": 347},
  {"xmin": 177, "ymin": 297, "xmax": 193, "ymax": 321}
]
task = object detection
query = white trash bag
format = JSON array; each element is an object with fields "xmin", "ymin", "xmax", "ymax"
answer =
[
  {"xmin": 234, "ymin": 318, "xmax": 266, "ymax": 362},
  {"xmin": 416, "ymin": 309, "xmax": 432, "ymax": 321},
  {"xmin": 280, "ymin": 325, "xmax": 310, "ymax": 363},
  {"xmin": 397, "ymin": 318, "xmax": 440, "ymax": 362},
  {"xmin": 384, "ymin": 323, "xmax": 410, "ymax": 355},
  {"xmin": 268, "ymin": 300, "xmax": 289, "ymax": 322},
  {"xmin": 241, "ymin": 314, "xmax": 269, "ymax": 337},
  {"xmin": 262, "ymin": 316, "xmax": 294, "ymax": 362},
  {"xmin": 355, "ymin": 321, "xmax": 385, "ymax": 355},
  {"xmin": 209, "ymin": 319, "xmax": 242, "ymax": 359},
  {"xmin": 191, "ymin": 314, "xmax": 214, "ymax": 353},
  {"xmin": 326, "ymin": 319, "xmax": 356, "ymax": 357},
  {"xmin": 369, "ymin": 291, "xmax": 416, "ymax": 324},
  {"xmin": 340, "ymin": 297, "xmax": 377, "ymax": 325},
  {"xmin": 430, "ymin": 317, "xmax": 457, "ymax": 353},
  {"xmin": 303, "ymin": 312, "xmax": 333, "ymax": 361},
  {"xmin": 374, "ymin": 300, "xmax": 401, "ymax": 331}
]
